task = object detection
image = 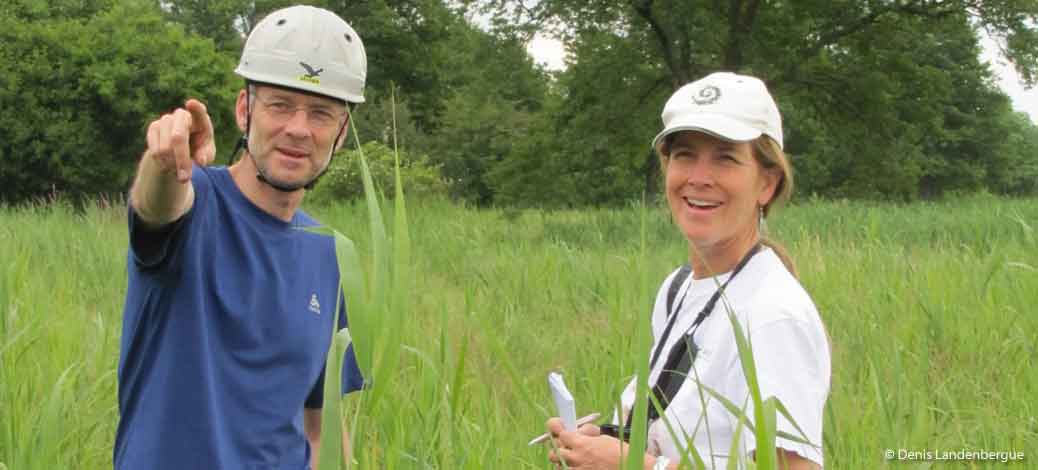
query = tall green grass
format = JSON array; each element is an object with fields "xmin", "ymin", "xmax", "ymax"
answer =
[
  {"xmin": 312, "ymin": 91, "xmax": 415, "ymax": 469},
  {"xmin": 1, "ymin": 194, "xmax": 1036, "ymax": 468}
]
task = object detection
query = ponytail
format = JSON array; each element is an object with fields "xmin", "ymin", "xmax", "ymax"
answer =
[
  {"xmin": 752, "ymin": 136, "xmax": 798, "ymax": 279},
  {"xmin": 761, "ymin": 237, "xmax": 798, "ymax": 280}
]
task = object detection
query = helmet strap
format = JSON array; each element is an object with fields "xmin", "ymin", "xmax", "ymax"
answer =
[
  {"xmin": 299, "ymin": 114, "xmax": 349, "ymax": 191},
  {"xmin": 225, "ymin": 87, "xmax": 253, "ymax": 165}
]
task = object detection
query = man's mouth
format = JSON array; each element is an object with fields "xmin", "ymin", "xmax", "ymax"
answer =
[{"xmin": 277, "ymin": 147, "xmax": 310, "ymax": 159}]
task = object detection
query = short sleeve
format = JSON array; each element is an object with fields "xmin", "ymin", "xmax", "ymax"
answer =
[
  {"xmin": 728, "ymin": 318, "xmax": 829, "ymax": 466},
  {"xmin": 128, "ymin": 205, "xmax": 191, "ymax": 269},
  {"xmin": 127, "ymin": 166, "xmax": 205, "ymax": 270},
  {"xmin": 303, "ymin": 344, "xmax": 365, "ymax": 408}
]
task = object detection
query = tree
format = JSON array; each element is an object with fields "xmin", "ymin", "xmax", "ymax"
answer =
[
  {"xmin": 159, "ymin": 0, "xmax": 252, "ymax": 54},
  {"xmin": 340, "ymin": 0, "xmax": 461, "ymax": 130},
  {"xmin": 424, "ymin": 25, "xmax": 550, "ymax": 204},
  {"xmin": 307, "ymin": 141, "xmax": 447, "ymax": 205},
  {"xmin": 477, "ymin": 0, "xmax": 1038, "ymax": 200},
  {"xmin": 160, "ymin": 0, "xmax": 464, "ymax": 130},
  {"xmin": 987, "ymin": 111, "xmax": 1038, "ymax": 195},
  {"xmin": 161, "ymin": 0, "xmax": 551, "ymax": 205},
  {"xmin": 0, "ymin": 0, "xmax": 239, "ymax": 203}
]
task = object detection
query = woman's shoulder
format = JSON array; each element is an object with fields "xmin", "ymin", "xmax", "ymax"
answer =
[
  {"xmin": 735, "ymin": 248, "xmax": 821, "ymax": 330},
  {"xmin": 651, "ymin": 264, "xmax": 693, "ymax": 314}
]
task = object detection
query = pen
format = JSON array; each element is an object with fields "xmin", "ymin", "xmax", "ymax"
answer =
[{"xmin": 527, "ymin": 412, "xmax": 602, "ymax": 446}]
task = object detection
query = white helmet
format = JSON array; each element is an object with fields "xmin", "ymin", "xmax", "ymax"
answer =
[{"xmin": 235, "ymin": 5, "xmax": 366, "ymax": 103}]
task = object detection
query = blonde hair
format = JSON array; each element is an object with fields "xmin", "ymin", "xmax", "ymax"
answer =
[
  {"xmin": 660, "ymin": 133, "xmax": 799, "ymax": 278},
  {"xmin": 751, "ymin": 135, "xmax": 798, "ymax": 279}
]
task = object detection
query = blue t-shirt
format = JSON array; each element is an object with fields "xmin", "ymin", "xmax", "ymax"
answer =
[{"xmin": 115, "ymin": 166, "xmax": 363, "ymax": 470}]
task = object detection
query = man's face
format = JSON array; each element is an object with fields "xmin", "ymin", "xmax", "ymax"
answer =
[{"xmin": 235, "ymin": 85, "xmax": 348, "ymax": 189}]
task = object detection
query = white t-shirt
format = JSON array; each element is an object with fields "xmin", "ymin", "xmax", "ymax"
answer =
[{"xmin": 618, "ymin": 247, "xmax": 830, "ymax": 469}]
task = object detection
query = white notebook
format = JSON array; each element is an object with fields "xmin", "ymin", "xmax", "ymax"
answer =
[{"xmin": 548, "ymin": 372, "xmax": 577, "ymax": 432}]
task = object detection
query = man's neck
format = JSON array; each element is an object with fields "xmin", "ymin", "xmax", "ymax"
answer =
[{"xmin": 229, "ymin": 158, "xmax": 303, "ymax": 222}]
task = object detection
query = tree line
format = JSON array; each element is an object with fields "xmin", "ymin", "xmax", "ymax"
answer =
[{"xmin": 2, "ymin": 0, "xmax": 1037, "ymax": 206}]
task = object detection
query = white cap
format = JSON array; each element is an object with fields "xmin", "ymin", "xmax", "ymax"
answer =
[
  {"xmin": 652, "ymin": 72, "xmax": 782, "ymax": 156},
  {"xmin": 235, "ymin": 5, "xmax": 366, "ymax": 103}
]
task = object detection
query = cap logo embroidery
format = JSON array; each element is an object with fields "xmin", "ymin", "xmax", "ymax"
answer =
[
  {"xmin": 299, "ymin": 62, "xmax": 323, "ymax": 85},
  {"xmin": 691, "ymin": 85, "xmax": 721, "ymax": 105}
]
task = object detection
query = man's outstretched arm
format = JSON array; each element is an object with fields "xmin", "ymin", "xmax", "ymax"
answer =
[{"xmin": 130, "ymin": 99, "xmax": 215, "ymax": 228}]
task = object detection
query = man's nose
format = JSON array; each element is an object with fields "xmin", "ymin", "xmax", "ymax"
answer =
[{"xmin": 283, "ymin": 109, "xmax": 312, "ymax": 137}]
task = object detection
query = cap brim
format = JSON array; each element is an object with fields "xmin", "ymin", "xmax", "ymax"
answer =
[{"xmin": 652, "ymin": 113, "xmax": 762, "ymax": 156}]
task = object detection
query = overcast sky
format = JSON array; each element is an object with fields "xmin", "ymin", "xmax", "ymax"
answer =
[{"xmin": 525, "ymin": 34, "xmax": 1038, "ymax": 123}]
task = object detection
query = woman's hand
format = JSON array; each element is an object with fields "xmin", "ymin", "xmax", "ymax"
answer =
[{"xmin": 545, "ymin": 418, "xmax": 650, "ymax": 470}]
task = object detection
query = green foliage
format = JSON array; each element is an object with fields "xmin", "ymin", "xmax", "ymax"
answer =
[
  {"xmin": 988, "ymin": 111, "xmax": 1038, "ymax": 195},
  {"xmin": 350, "ymin": 90, "xmax": 432, "ymax": 161},
  {"xmin": 3, "ymin": 0, "xmax": 1038, "ymax": 205},
  {"xmin": 0, "ymin": 0, "xmax": 116, "ymax": 21},
  {"xmin": 320, "ymin": 121, "xmax": 413, "ymax": 469},
  {"xmin": 480, "ymin": 0, "xmax": 1038, "ymax": 202},
  {"xmin": 330, "ymin": 0, "xmax": 466, "ymax": 131},
  {"xmin": 160, "ymin": 0, "xmax": 251, "ymax": 53},
  {"xmin": 0, "ymin": 0, "xmax": 238, "ymax": 203},
  {"xmin": 430, "ymin": 89, "xmax": 535, "ymax": 205},
  {"xmin": 424, "ymin": 25, "xmax": 551, "ymax": 205},
  {"xmin": 308, "ymin": 141, "xmax": 446, "ymax": 205},
  {"xmin": 3, "ymin": 196, "xmax": 1037, "ymax": 467},
  {"xmin": 487, "ymin": 28, "xmax": 664, "ymax": 207},
  {"xmin": 780, "ymin": 11, "xmax": 1020, "ymax": 199}
]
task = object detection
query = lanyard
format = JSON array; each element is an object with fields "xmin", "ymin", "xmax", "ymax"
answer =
[
  {"xmin": 649, "ymin": 242, "xmax": 762, "ymax": 370},
  {"xmin": 624, "ymin": 242, "xmax": 763, "ymax": 436}
]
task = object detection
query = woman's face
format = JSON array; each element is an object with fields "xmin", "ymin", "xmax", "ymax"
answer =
[{"xmin": 664, "ymin": 131, "xmax": 778, "ymax": 253}]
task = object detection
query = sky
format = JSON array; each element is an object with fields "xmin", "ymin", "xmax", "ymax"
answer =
[{"xmin": 525, "ymin": 33, "xmax": 1038, "ymax": 123}]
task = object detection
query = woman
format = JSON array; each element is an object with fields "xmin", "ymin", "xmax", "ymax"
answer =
[{"xmin": 545, "ymin": 72, "xmax": 830, "ymax": 470}]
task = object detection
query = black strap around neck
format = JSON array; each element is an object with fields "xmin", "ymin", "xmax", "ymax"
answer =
[{"xmin": 624, "ymin": 242, "xmax": 763, "ymax": 435}]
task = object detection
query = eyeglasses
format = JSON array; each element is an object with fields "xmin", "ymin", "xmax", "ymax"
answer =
[{"xmin": 253, "ymin": 94, "xmax": 348, "ymax": 130}]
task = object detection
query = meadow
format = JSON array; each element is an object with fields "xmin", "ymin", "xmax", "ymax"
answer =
[{"xmin": 1, "ymin": 194, "xmax": 1036, "ymax": 469}]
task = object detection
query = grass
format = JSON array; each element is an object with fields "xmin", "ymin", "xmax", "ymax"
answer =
[{"xmin": 1, "ymin": 193, "xmax": 1036, "ymax": 468}]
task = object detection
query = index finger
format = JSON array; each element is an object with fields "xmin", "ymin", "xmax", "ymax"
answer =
[
  {"xmin": 170, "ymin": 109, "xmax": 194, "ymax": 182},
  {"xmin": 184, "ymin": 99, "xmax": 216, "ymax": 165},
  {"xmin": 184, "ymin": 99, "xmax": 213, "ymax": 135}
]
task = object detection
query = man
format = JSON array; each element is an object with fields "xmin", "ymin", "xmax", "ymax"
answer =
[{"xmin": 115, "ymin": 6, "xmax": 366, "ymax": 469}]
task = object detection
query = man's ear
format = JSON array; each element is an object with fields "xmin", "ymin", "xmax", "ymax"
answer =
[
  {"xmin": 333, "ymin": 116, "xmax": 350, "ymax": 152},
  {"xmin": 234, "ymin": 89, "xmax": 249, "ymax": 132}
]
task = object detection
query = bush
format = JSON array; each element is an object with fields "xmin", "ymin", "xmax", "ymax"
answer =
[
  {"xmin": 308, "ymin": 141, "xmax": 447, "ymax": 204},
  {"xmin": 0, "ymin": 0, "xmax": 238, "ymax": 204}
]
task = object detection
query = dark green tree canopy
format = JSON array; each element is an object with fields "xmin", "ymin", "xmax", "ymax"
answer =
[
  {"xmin": 1, "ymin": 0, "xmax": 1036, "ymax": 204},
  {"xmin": 474, "ymin": 0, "xmax": 1038, "ymax": 203},
  {"xmin": 0, "ymin": 0, "xmax": 238, "ymax": 203}
]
